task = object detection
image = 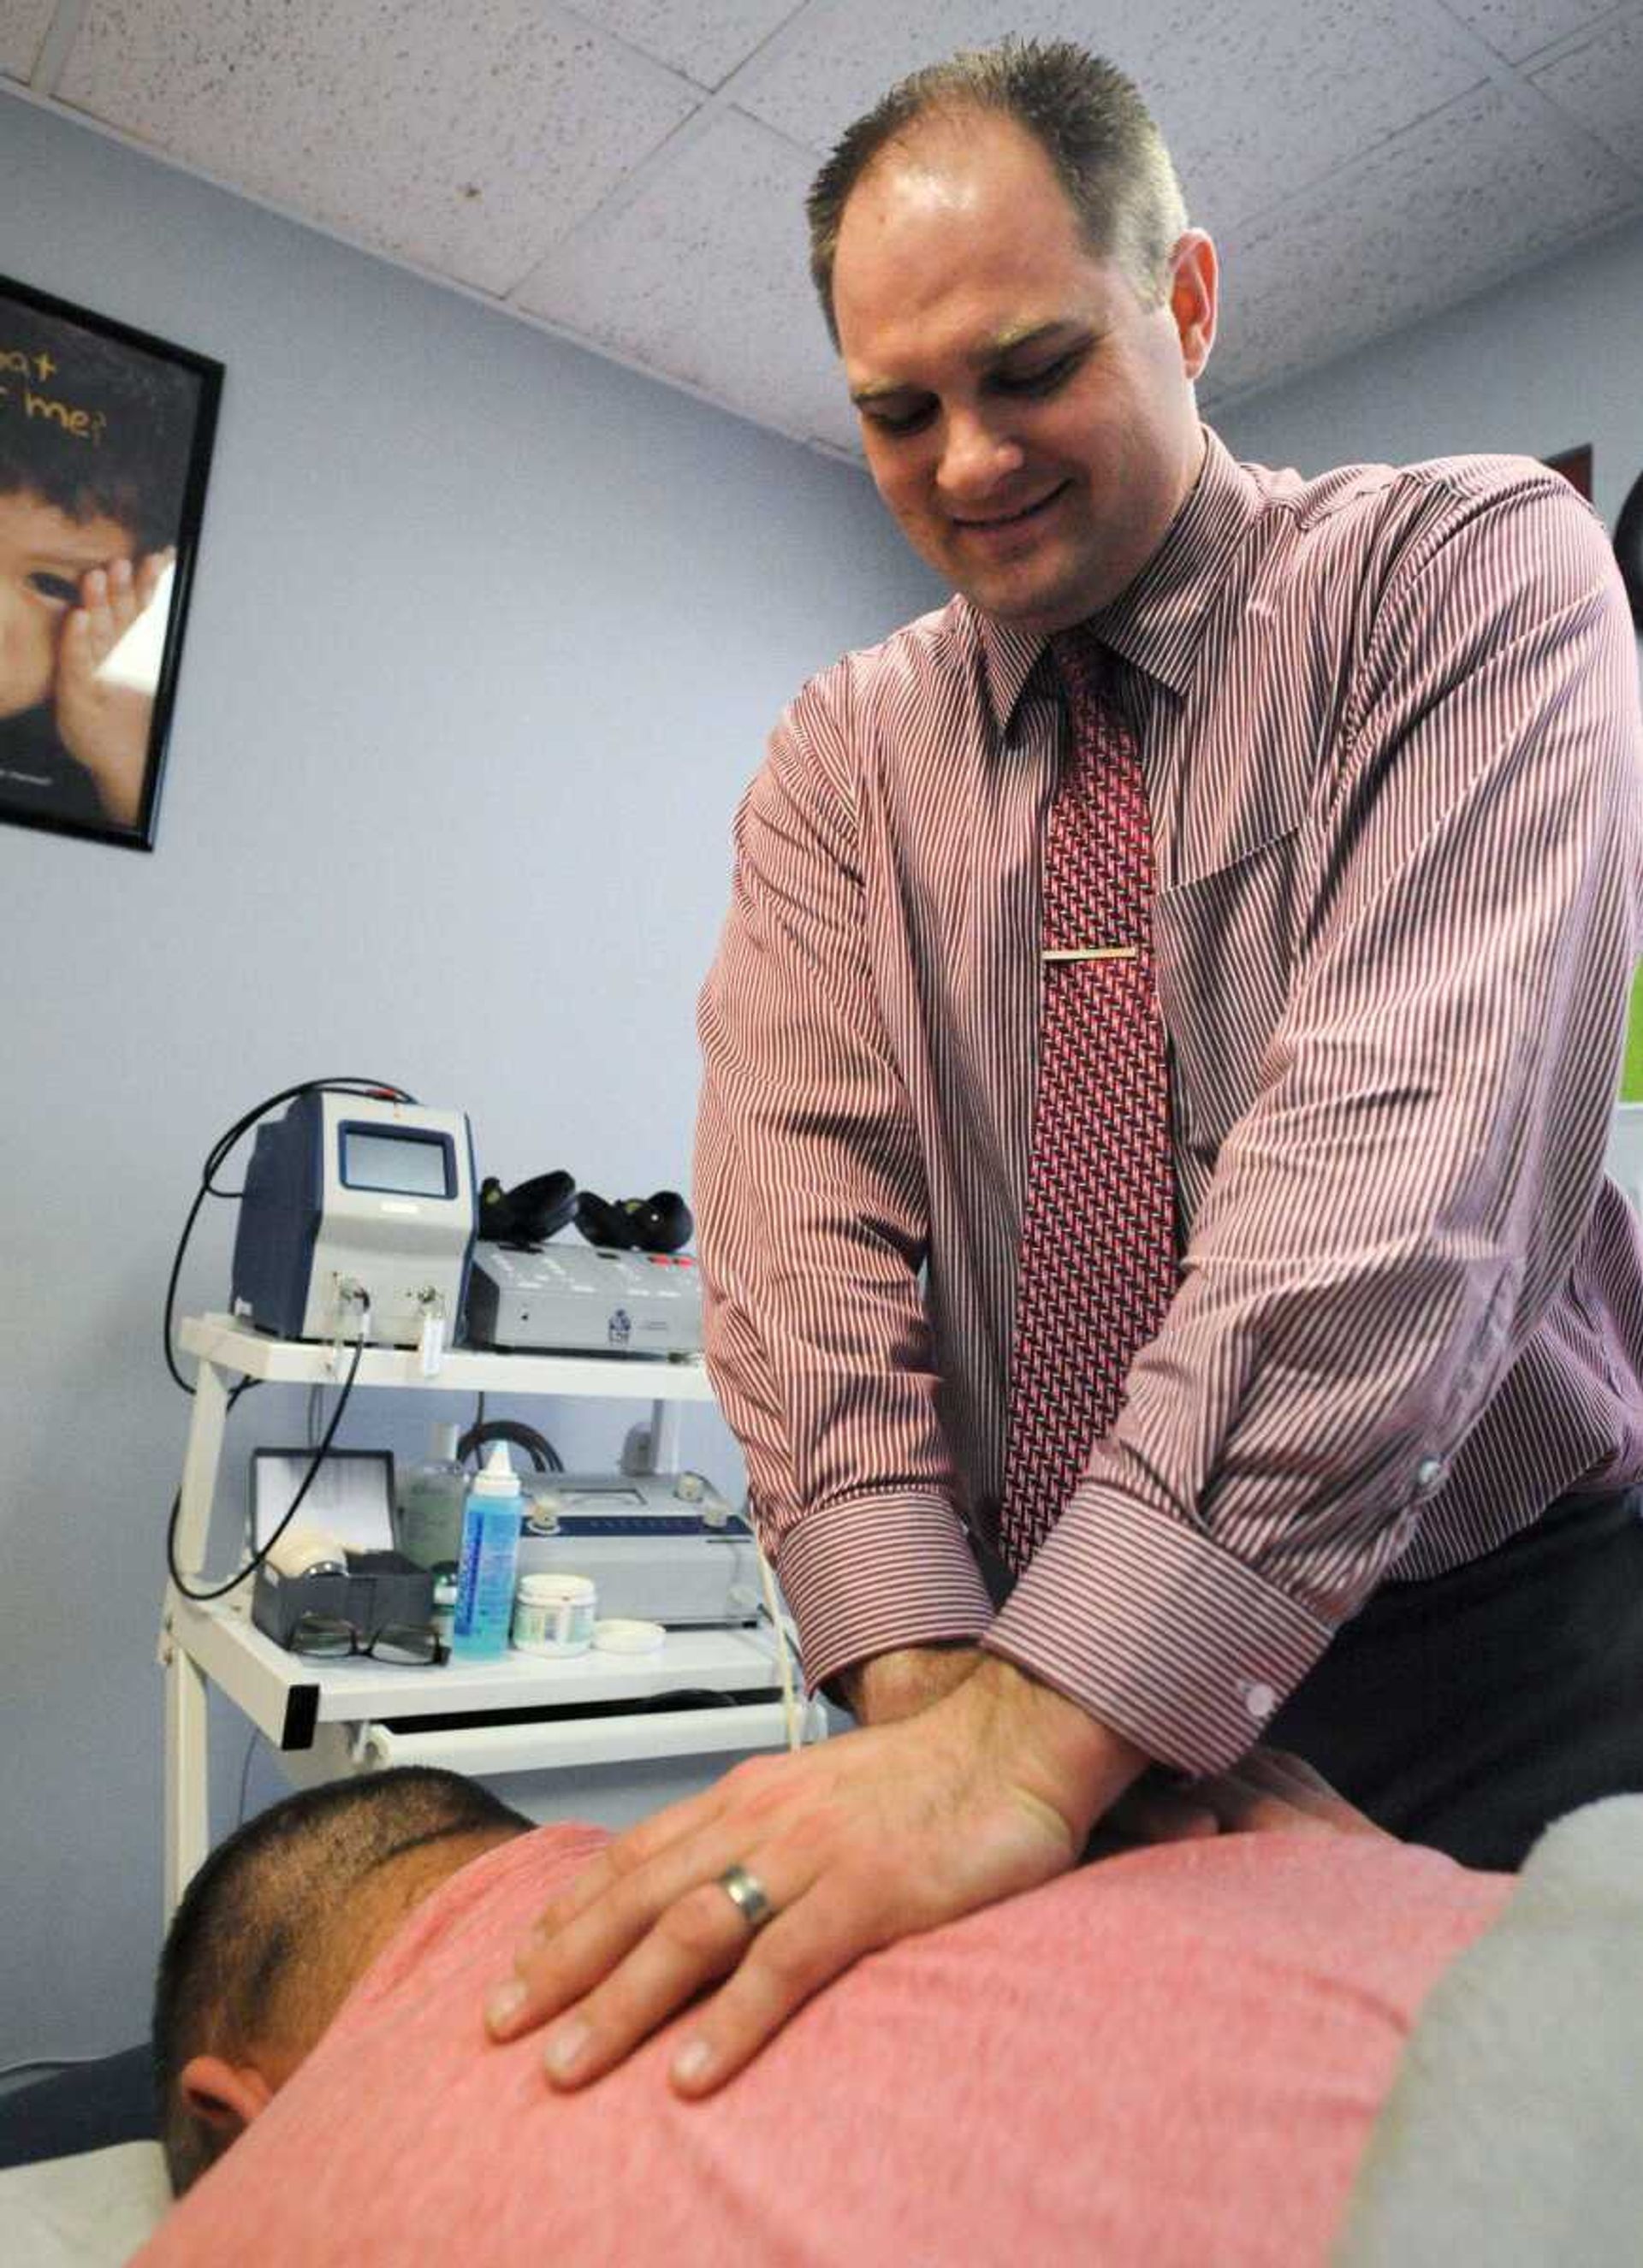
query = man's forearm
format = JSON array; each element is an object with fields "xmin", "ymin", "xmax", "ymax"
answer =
[{"xmin": 833, "ymin": 1641, "xmax": 985, "ymax": 1726}]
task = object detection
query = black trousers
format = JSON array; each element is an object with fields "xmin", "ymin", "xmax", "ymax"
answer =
[{"xmin": 1266, "ymin": 1484, "xmax": 1643, "ymax": 1870}]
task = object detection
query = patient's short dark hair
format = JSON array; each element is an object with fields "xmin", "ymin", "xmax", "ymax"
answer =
[{"xmin": 152, "ymin": 1768, "xmax": 527, "ymax": 2195}]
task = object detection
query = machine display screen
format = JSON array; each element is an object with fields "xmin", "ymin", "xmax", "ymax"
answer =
[{"xmin": 339, "ymin": 1126, "xmax": 455, "ymax": 1199}]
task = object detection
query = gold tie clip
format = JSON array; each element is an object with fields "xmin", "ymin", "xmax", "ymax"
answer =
[{"xmin": 1041, "ymin": 945, "xmax": 1138, "ymax": 962}]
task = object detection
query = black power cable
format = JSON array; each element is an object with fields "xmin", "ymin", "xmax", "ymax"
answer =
[
  {"xmin": 162, "ymin": 1076, "xmax": 416, "ymax": 1601},
  {"xmin": 456, "ymin": 1418, "xmax": 562, "ymax": 1472},
  {"xmin": 165, "ymin": 1329, "xmax": 366, "ymax": 1602}
]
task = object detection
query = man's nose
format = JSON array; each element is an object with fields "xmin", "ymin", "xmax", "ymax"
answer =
[{"xmin": 936, "ymin": 410, "xmax": 1025, "ymax": 501}]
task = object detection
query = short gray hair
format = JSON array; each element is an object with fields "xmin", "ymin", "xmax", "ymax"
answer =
[{"xmin": 806, "ymin": 38, "xmax": 1189, "ymax": 347}]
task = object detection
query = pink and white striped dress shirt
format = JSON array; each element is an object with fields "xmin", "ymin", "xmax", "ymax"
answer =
[{"xmin": 695, "ymin": 428, "xmax": 1643, "ymax": 1774}]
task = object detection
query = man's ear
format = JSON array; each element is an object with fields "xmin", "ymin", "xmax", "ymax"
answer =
[
  {"xmin": 1167, "ymin": 229, "xmax": 1218, "ymax": 382},
  {"xmin": 179, "ymin": 2053, "xmax": 276, "ymax": 2141}
]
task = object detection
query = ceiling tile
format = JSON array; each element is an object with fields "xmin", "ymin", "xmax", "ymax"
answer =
[
  {"xmin": 512, "ymin": 106, "xmax": 856, "ymax": 450},
  {"xmin": 561, "ymin": 0, "xmax": 806, "ymax": 90},
  {"xmin": 1529, "ymin": 8, "xmax": 1643, "ymax": 169},
  {"xmin": 15, "ymin": 0, "xmax": 1642, "ymax": 459},
  {"xmin": 1437, "ymin": 0, "xmax": 1622, "ymax": 63},
  {"xmin": 0, "ymin": 1, "xmax": 56, "ymax": 81},
  {"xmin": 54, "ymin": 0, "xmax": 703, "ymax": 295},
  {"xmin": 734, "ymin": 0, "xmax": 1486, "ymax": 225},
  {"xmin": 733, "ymin": 0, "xmax": 1139, "ymax": 153},
  {"xmin": 1109, "ymin": 0, "xmax": 1489, "ymax": 228},
  {"xmin": 1207, "ymin": 77, "xmax": 1640, "ymax": 402}
]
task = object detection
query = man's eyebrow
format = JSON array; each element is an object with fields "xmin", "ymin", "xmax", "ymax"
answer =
[
  {"xmin": 849, "ymin": 375, "xmax": 922, "ymax": 409},
  {"xmin": 985, "ymin": 318, "xmax": 1087, "ymax": 357},
  {"xmin": 849, "ymin": 320, "xmax": 1091, "ymax": 406}
]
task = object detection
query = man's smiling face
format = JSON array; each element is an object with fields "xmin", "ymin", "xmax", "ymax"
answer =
[{"xmin": 833, "ymin": 109, "xmax": 1216, "ymax": 634}]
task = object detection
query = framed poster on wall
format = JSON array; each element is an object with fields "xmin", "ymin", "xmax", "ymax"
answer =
[{"xmin": 0, "ymin": 272, "xmax": 222, "ymax": 851}]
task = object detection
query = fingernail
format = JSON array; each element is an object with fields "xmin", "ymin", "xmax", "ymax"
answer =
[
  {"xmin": 672, "ymin": 2037, "xmax": 713, "ymax": 2088},
  {"xmin": 485, "ymin": 1979, "xmax": 527, "ymax": 2034},
  {"xmin": 543, "ymin": 2017, "xmax": 591, "ymax": 2079}
]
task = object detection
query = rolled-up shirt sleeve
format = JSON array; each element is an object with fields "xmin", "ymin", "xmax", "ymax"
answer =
[
  {"xmin": 696, "ymin": 674, "xmax": 993, "ymax": 1689},
  {"xmin": 986, "ymin": 477, "xmax": 1643, "ymax": 1771}
]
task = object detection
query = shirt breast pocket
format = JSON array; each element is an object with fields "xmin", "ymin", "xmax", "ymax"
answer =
[{"xmin": 1153, "ymin": 829, "xmax": 1302, "ymax": 1214}]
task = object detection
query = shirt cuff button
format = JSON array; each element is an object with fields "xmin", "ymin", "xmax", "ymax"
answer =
[
  {"xmin": 1241, "ymin": 1679, "xmax": 1277, "ymax": 1722},
  {"xmin": 1414, "ymin": 1455, "xmax": 1445, "ymax": 1497}
]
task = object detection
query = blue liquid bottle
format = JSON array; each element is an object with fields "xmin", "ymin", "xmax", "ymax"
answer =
[{"xmin": 451, "ymin": 1442, "xmax": 523, "ymax": 1661}]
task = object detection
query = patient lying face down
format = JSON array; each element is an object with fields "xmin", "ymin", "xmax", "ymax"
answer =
[
  {"xmin": 144, "ymin": 1765, "xmax": 1511, "ymax": 2267},
  {"xmin": 152, "ymin": 1768, "xmax": 531, "ymax": 2196}
]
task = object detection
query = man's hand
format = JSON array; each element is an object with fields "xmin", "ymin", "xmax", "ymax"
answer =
[
  {"xmin": 485, "ymin": 1657, "xmax": 1148, "ymax": 2096},
  {"xmin": 1094, "ymin": 1744, "xmax": 1391, "ymax": 1855},
  {"xmin": 1198, "ymin": 1745, "xmax": 1391, "ymax": 1839}
]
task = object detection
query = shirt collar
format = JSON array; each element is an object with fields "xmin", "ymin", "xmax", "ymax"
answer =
[{"xmin": 970, "ymin": 427, "xmax": 1262, "ymax": 731}]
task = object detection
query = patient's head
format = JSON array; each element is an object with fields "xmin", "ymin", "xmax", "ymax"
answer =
[{"xmin": 152, "ymin": 1767, "xmax": 528, "ymax": 2195}]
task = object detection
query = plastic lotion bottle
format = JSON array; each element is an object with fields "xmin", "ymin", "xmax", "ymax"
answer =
[
  {"xmin": 396, "ymin": 1422, "xmax": 467, "ymax": 1571},
  {"xmin": 451, "ymin": 1442, "xmax": 523, "ymax": 1661}
]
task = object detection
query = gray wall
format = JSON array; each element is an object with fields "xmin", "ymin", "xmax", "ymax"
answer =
[
  {"xmin": 1213, "ymin": 211, "xmax": 1643, "ymax": 561},
  {"xmin": 0, "ymin": 96, "xmax": 943, "ymax": 2065}
]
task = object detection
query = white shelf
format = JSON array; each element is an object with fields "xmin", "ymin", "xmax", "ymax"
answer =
[
  {"xmin": 159, "ymin": 1312, "xmax": 804, "ymax": 1919},
  {"xmin": 169, "ymin": 1594, "xmax": 787, "ymax": 1750},
  {"xmin": 180, "ymin": 1311, "xmax": 715, "ymax": 1401},
  {"xmin": 360, "ymin": 1704, "xmax": 805, "ymax": 1779}
]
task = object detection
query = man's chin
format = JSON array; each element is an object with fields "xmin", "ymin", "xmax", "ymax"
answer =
[
  {"xmin": 943, "ymin": 546, "xmax": 1116, "ymax": 636},
  {"xmin": 960, "ymin": 577, "xmax": 1107, "ymax": 637}
]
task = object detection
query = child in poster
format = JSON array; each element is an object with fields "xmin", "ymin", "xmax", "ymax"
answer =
[{"xmin": 0, "ymin": 294, "xmax": 201, "ymax": 838}]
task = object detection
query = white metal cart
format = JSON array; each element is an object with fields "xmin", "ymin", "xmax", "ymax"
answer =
[{"xmin": 158, "ymin": 1313, "xmax": 822, "ymax": 1914}]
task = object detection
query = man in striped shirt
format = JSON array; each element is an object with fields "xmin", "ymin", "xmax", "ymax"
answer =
[{"xmin": 489, "ymin": 40, "xmax": 1643, "ymax": 2097}]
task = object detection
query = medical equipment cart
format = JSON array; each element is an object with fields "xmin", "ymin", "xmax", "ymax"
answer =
[{"xmin": 158, "ymin": 1313, "xmax": 822, "ymax": 1916}]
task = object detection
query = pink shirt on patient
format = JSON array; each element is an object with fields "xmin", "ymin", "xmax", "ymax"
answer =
[{"xmin": 136, "ymin": 1823, "xmax": 1510, "ymax": 2268}]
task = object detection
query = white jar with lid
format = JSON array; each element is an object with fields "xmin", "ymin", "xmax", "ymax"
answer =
[{"xmin": 512, "ymin": 1572, "xmax": 597, "ymax": 1656}]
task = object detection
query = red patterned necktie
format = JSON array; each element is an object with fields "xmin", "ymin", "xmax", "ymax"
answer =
[{"xmin": 998, "ymin": 631, "xmax": 1178, "ymax": 1572}]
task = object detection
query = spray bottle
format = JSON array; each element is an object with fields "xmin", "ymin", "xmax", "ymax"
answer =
[{"xmin": 451, "ymin": 1442, "xmax": 523, "ymax": 1661}]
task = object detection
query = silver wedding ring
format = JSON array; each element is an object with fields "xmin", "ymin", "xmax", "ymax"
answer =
[{"xmin": 717, "ymin": 1862, "xmax": 774, "ymax": 1932}]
